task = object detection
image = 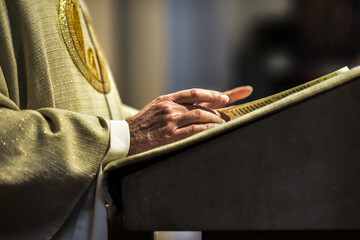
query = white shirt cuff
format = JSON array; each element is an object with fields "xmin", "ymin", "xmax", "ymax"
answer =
[
  {"xmin": 104, "ymin": 120, "xmax": 130, "ymax": 161},
  {"xmin": 91, "ymin": 120, "xmax": 130, "ymax": 240}
]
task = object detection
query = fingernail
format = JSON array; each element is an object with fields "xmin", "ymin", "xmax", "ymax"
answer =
[{"xmin": 221, "ymin": 94, "xmax": 229, "ymax": 102}]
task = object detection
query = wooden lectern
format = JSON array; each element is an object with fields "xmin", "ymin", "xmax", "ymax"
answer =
[{"xmin": 104, "ymin": 69, "xmax": 360, "ymax": 240}]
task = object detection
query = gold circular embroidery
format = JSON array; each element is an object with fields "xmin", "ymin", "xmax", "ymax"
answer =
[{"xmin": 59, "ymin": 0, "xmax": 110, "ymax": 93}]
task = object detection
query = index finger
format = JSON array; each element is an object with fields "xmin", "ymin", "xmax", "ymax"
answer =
[
  {"xmin": 223, "ymin": 86, "xmax": 253, "ymax": 105},
  {"xmin": 169, "ymin": 89, "xmax": 229, "ymax": 105},
  {"xmin": 201, "ymin": 86, "xmax": 253, "ymax": 109}
]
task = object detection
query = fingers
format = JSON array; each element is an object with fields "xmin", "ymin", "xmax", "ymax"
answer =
[
  {"xmin": 126, "ymin": 89, "xmax": 233, "ymax": 155},
  {"xmin": 183, "ymin": 104, "xmax": 221, "ymax": 117},
  {"xmin": 201, "ymin": 86, "xmax": 253, "ymax": 109},
  {"xmin": 175, "ymin": 123, "xmax": 221, "ymax": 139},
  {"xmin": 168, "ymin": 89, "xmax": 229, "ymax": 105},
  {"xmin": 176, "ymin": 109, "xmax": 225, "ymax": 128},
  {"xmin": 224, "ymin": 86, "xmax": 253, "ymax": 105}
]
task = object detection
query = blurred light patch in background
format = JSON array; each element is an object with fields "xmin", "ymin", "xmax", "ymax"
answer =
[{"xmin": 88, "ymin": 0, "xmax": 360, "ymax": 108}]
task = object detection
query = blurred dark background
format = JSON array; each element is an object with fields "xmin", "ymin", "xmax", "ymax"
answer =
[
  {"xmin": 88, "ymin": 0, "xmax": 360, "ymax": 108},
  {"xmin": 235, "ymin": 0, "xmax": 360, "ymax": 101}
]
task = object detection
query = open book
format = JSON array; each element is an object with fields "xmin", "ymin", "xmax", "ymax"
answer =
[
  {"xmin": 219, "ymin": 66, "xmax": 349, "ymax": 120},
  {"xmin": 105, "ymin": 66, "xmax": 359, "ymax": 168}
]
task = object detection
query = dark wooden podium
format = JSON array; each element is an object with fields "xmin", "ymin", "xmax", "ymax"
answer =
[{"xmin": 107, "ymin": 77, "xmax": 360, "ymax": 239}]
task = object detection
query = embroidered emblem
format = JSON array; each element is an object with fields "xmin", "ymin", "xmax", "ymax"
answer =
[{"xmin": 59, "ymin": 0, "xmax": 110, "ymax": 93}]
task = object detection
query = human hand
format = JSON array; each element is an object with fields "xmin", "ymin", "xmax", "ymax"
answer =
[
  {"xmin": 200, "ymin": 86, "xmax": 253, "ymax": 109},
  {"xmin": 126, "ymin": 89, "xmax": 231, "ymax": 155}
]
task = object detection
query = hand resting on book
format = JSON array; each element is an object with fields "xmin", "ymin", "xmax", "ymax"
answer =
[{"xmin": 126, "ymin": 87, "xmax": 253, "ymax": 155}]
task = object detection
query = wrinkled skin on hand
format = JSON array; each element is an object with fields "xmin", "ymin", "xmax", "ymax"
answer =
[{"xmin": 126, "ymin": 86, "xmax": 252, "ymax": 155}]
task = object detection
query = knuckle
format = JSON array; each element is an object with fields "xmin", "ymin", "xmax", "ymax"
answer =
[
  {"xmin": 189, "ymin": 89, "xmax": 200, "ymax": 99},
  {"xmin": 205, "ymin": 123, "xmax": 217, "ymax": 130},
  {"xmin": 170, "ymin": 112, "xmax": 181, "ymax": 121},
  {"xmin": 156, "ymin": 104, "xmax": 174, "ymax": 115},
  {"xmin": 169, "ymin": 122, "xmax": 178, "ymax": 133},
  {"xmin": 161, "ymin": 104, "xmax": 172, "ymax": 113},
  {"xmin": 156, "ymin": 95, "xmax": 167, "ymax": 102},
  {"xmin": 193, "ymin": 109, "xmax": 203, "ymax": 118},
  {"xmin": 188, "ymin": 125, "xmax": 197, "ymax": 134},
  {"xmin": 164, "ymin": 122, "xmax": 178, "ymax": 139}
]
